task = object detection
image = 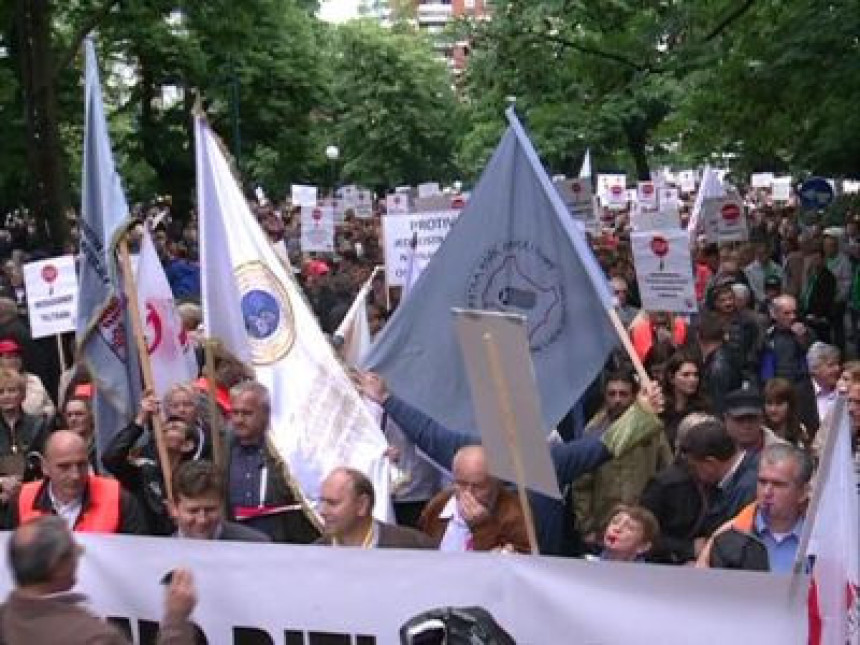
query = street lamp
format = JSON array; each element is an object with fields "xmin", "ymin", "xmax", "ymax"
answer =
[{"xmin": 325, "ymin": 145, "xmax": 340, "ymax": 196}]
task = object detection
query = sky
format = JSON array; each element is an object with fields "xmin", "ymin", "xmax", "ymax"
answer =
[{"xmin": 318, "ymin": 0, "xmax": 361, "ymax": 23}]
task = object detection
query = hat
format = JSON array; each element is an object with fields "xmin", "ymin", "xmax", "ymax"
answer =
[
  {"xmin": 0, "ymin": 338, "xmax": 21, "ymax": 354},
  {"xmin": 304, "ymin": 259, "xmax": 330, "ymax": 277},
  {"xmin": 724, "ymin": 387, "xmax": 764, "ymax": 416}
]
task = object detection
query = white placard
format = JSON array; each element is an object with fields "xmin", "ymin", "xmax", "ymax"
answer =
[
  {"xmin": 23, "ymin": 255, "xmax": 78, "ymax": 338},
  {"xmin": 772, "ymin": 176, "xmax": 792, "ymax": 202},
  {"xmin": 632, "ymin": 230, "xmax": 697, "ymax": 313},
  {"xmin": 604, "ymin": 183, "xmax": 629, "ymax": 210},
  {"xmin": 597, "ymin": 173, "xmax": 626, "ymax": 199},
  {"xmin": 386, "ymin": 193, "xmax": 410, "ymax": 215},
  {"xmin": 554, "ymin": 177, "xmax": 595, "ymax": 223},
  {"xmin": 716, "ymin": 196, "xmax": 748, "ymax": 242},
  {"xmin": 321, "ymin": 197, "xmax": 346, "ymax": 224},
  {"xmin": 0, "ymin": 533, "xmax": 806, "ymax": 645},
  {"xmin": 417, "ymin": 182, "xmax": 441, "ymax": 198},
  {"xmin": 453, "ymin": 309, "xmax": 562, "ymax": 501},
  {"xmin": 291, "ymin": 184, "xmax": 318, "ymax": 208},
  {"xmin": 659, "ymin": 187, "xmax": 680, "ymax": 210},
  {"xmin": 633, "ymin": 200, "xmax": 682, "ymax": 232},
  {"xmin": 355, "ymin": 190, "xmax": 374, "ymax": 218},
  {"xmin": 381, "ymin": 210, "xmax": 459, "ymax": 286},
  {"xmin": 414, "ymin": 194, "xmax": 453, "ymax": 213},
  {"xmin": 300, "ymin": 205, "xmax": 335, "ymax": 252},
  {"xmin": 751, "ymin": 172, "xmax": 775, "ymax": 189},
  {"xmin": 678, "ymin": 170, "xmax": 697, "ymax": 193},
  {"xmin": 637, "ymin": 181, "xmax": 658, "ymax": 210}
]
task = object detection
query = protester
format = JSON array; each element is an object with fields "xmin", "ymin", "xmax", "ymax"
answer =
[
  {"xmin": 58, "ymin": 397, "xmax": 99, "ymax": 474},
  {"xmin": 762, "ymin": 378, "xmax": 811, "ymax": 448},
  {"xmin": 0, "ymin": 368, "xmax": 51, "ymax": 484},
  {"xmin": 3, "ymin": 431, "xmax": 148, "ymax": 533},
  {"xmin": 610, "ymin": 276, "xmax": 638, "ymax": 328},
  {"xmin": 723, "ymin": 386, "xmax": 786, "ymax": 455},
  {"xmin": 696, "ymin": 313, "xmax": 743, "ymax": 415},
  {"xmin": 0, "ymin": 339, "xmax": 55, "ymax": 419},
  {"xmin": 225, "ymin": 380, "xmax": 319, "ymax": 543},
  {"xmin": 0, "ymin": 516, "xmax": 197, "ymax": 644},
  {"xmin": 806, "ymin": 342, "xmax": 841, "ymax": 428},
  {"xmin": 418, "ymin": 446, "xmax": 529, "ymax": 553},
  {"xmin": 698, "ymin": 444, "xmax": 812, "ymax": 573},
  {"xmin": 659, "ymin": 352, "xmax": 710, "ymax": 448},
  {"xmin": 170, "ymin": 460, "xmax": 269, "ymax": 542},
  {"xmin": 592, "ymin": 504, "xmax": 659, "ymax": 563},
  {"xmin": 318, "ymin": 467, "xmax": 432, "ymax": 548},
  {"xmin": 800, "ymin": 241, "xmax": 836, "ymax": 343}
]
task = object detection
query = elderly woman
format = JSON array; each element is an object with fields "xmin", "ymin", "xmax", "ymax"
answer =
[
  {"xmin": 0, "ymin": 338, "xmax": 54, "ymax": 419},
  {"xmin": 0, "ymin": 368, "xmax": 51, "ymax": 501}
]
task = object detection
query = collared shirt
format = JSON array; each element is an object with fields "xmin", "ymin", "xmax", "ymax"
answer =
[
  {"xmin": 754, "ymin": 509, "xmax": 803, "ymax": 574},
  {"xmin": 438, "ymin": 495, "xmax": 473, "ymax": 553},
  {"xmin": 48, "ymin": 486, "xmax": 82, "ymax": 530},
  {"xmin": 229, "ymin": 441, "xmax": 266, "ymax": 509},
  {"xmin": 177, "ymin": 522, "xmax": 224, "ymax": 540},
  {"xmin": 332, "ymin": 520, "xmax": 379, "ymax": 548},
  {"xmin": 814, "ymin": 381, "xmax": 838, "ymax": 427},
  {"xmin": 718, "ymin": 452, "xmax": 746, "ymax": 490}
]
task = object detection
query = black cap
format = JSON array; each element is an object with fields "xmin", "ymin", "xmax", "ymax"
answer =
[
  {"xmin": 764, "ymin": 275, "xmax": 782, "ymax": 289},
  {"xmin": 724, "ymin": 387, "xmax": 764, "ymax": 417}
]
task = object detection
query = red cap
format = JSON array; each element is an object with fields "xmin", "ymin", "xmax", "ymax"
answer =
[
  {"xmin": 0, "ymin": 339, "xmax": 21, "ymax": 355},
  {"xmin": 305, "ymin": 259, "xmax": 330, "ymax": 277}
]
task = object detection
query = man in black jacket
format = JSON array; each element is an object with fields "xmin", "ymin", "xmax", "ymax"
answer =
[
  {"xmin": 800, "ymin": 242, "xmax": 837, "ymax": 343},
  {"xmin": 697, "ymin": 313, "xmax": 743, "ymax": 414}
]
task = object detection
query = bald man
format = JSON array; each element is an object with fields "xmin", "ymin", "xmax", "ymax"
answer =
[
  {"xmin": 2, "ymin": 430, "xmax": 147, "ymax": 534},
  {"xmin": 418, "ymin": 446, "xmax": 530, "ymax": 553}
]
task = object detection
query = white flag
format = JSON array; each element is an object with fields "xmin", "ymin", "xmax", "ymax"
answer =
[
  {"xmin": 196, "ymin": 116, "xmax": 392, "ymax": 521},
  {"xmin": 403, "ymin": 232, "xmax": 425, "ymax": 296},
  {"xmin": 136, "ymin": 226, "xmax": 197, "ymax": 399},
  {"xmin": 579, "ymin": 148, "xmax": 592, "ymax": 179},
  {"xmin": 803, "ymin": 400, "xmax": 860, "ymax": 645},
  {"xmin": 334, "ymin": 268, "xmax": 381, "ymax": 367},
  {"xmin": 687, "ymin": 166, "xmax": 725, "ymax": 244}
]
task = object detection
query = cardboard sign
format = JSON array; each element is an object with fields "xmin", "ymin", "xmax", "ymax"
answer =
[
  {"xmin": 381, "ymin": 210, "xmax": 459, "ymax": 286},
  {"xmin": 23, "ymin": 255, "xmax": 78, "ymax": 338},
  {"xmin": 291, "ymin": 184, "xmax": 318, "ymax": 208},
  {"xmin": 385, "ymin": 193, "xmax": 410, "ymax": 215},
  {"xmin": 300, "ymin": 205, "xmax": 335, "ymax": 252},
  {"xmin": 751, "ymin": 173, "xmax": 775, "ymax": 189},
  {"xmin": 637, "ymin": 181, "xmax": 658, "ymax": 210},
  {"xmin": 354, "ymin": 190, "xmax": 374, "ymax": 218},
  {"xmin": 631, "ymin": 230, "xmax": 697, "ymax": 314},
  {"xmin": 453, "ymin": 309, "xmax": 561, "ymax": 500}
]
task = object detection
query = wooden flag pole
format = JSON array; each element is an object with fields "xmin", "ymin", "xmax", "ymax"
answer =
[
  {"xmin": 202, "ymin": 339, "xmax": 224, "ymax": 473},
  {"xmin": 481, "ymin": 330, "xmax": 540, "ymax": 556},
  {"xmin": 606, "ymin": 306, "xmax": 652, "ymax": 388},
  {"xmin": 118, "ymin": 237, "xmax": 174, "ymax": 503}
]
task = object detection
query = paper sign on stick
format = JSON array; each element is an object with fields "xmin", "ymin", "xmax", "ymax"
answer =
[
  {"xmin": 632, "ymin": 200, "xmax": 681, "ymax": 232},
  {"xmin": 453, "ymin": 309, "xmax": 561, "ymax": 500},
  {"xmin": 716, "ymin": 196, "xmax": 748, "ymax": 242},
  {"xmin": 418, "ymin": 182, "xmax": 441, "ymax": 198},
  {"xmin": 382, "ymin": 210, "xmax": 459, "ymax": 286},
  {"xmin": 386, "ymin": 193, "xmax": 410, "ymax": 215},
  {"xmin": 678, "ymin": 170, "xmax": 696, "ymax": 193},
  {"xmin": 772, "ymin": 177, "xmax": 792, "ymax": 202},
  {"xmin": 632, "ymin": 230, "xmax": 697, "ymax": 314},
  {"xmin": 751, "ymin": 173, "xmax": 775, "ymax": 189},
  {"xmin": 291, "ymin": 184, "xmax": 318, "ymax": 207},
  {"xmin": 300, "ymin": 205, "xmax": 335, "ymax": 252},
  {"xmin": 355, "ymin": 190, "xmax": 373, "ymax": 218},
  {"xmin": 637, "ymin": 182, "xmax": 658, "ymax": 210},
  {"xmin": 24, "ymin": 255, "xmax": 78, "ymax": 338}
]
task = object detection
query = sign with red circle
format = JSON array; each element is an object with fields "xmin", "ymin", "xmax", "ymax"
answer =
[
  {"xmin": 650, "ymin": 236, "xmax": 669, "ymax": 258},
  {"xmin": 41, "ymin": 265, "xmax": 58, "ymax": 284},
  {"xmin": 721, "ymin": 202, "xmax": 742, "ymax": 221}
]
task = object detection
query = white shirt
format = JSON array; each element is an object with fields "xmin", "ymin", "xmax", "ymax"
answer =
[
  {"xmin": 438, "ymin": 494, "xmax": 473, "ymax": 553},
  {"xmin": 48, "ymin": 486, "xmax": 82, "ymax": 530},
  {"xmin": 814, "ymin": 381, "xmax": 838, "ymax": 427}
]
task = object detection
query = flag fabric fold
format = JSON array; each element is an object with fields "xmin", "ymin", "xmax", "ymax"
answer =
[
  {"xmin": 334, "ymin": 268, "xmax": 380, "ymax": 367},
  {"xmin": 579, "ymin": 148, "xmax": 592, "ymax": 179},
  {"xmin": 802, "ymin": 399, "xmax": 860, "ymax": 645},
  {"xmin": 135, "ymin": 226, "xmax": 198, "ymax": 399},
  {"xmin": 362, "ymin": 108, "xmax": 616, "ymax": 433},
  {"xmin": 195, "ymin": 116, "xmax": 392, "ymax": 520},
  {"xmin": 75, "ymin": 38, "xmax": 141, "ymax": 455}
]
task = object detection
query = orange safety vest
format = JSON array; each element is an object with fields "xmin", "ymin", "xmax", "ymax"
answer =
[
  {"xmin": 18, "ymin": 476, "xmax": 121, "ymax": 533},
  {"xmin": 630, "ymin": 316, "xmax": 687, "ymax": 361},
  {"xmin": 728, "ymin": 502, "xmax": 758, "ymax": 533}
]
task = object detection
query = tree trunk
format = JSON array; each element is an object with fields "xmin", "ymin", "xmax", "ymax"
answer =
[
  {"xmin": 624, "ymin": 122, "xmax": 651, "ymax": 181},
  {"xmin": 15, "ymin": 0, "xmax": 69, "ymax": 252}
]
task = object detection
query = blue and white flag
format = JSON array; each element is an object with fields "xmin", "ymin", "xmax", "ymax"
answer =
[
  {"xmin": 195, "ymin": 116, "xmax": 393, "ymax": 520},
  {"xmin": 75, "ymin": 39, "xmax": 140, "ymax": 454},
  {"xmin": 363, "ymin": 109, "xmax": 616, "ymax": 433}
]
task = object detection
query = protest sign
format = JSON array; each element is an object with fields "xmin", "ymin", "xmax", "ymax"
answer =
[
  {"xmin": 0, "ymin": 533, "xmax": 806, "ymax": 645},
  {"xmin": 751, "ymin": 172, "xmax": 775, "ymax": 189},
  {"xmin": 417, "ymin": 182, "xmax": 441, "ymax": 198},
  {"xmin": 678, "ymin": 170, "xmax": 696, "ymax": 193},
  {"xmin": 605, "ymin": 183, "xmax": 629, "ymax": 210},
  {"xmin": 554, "ymin": 177, "xmax": 595, "ymax": 224},
  {"xmin": 23, "ymin": 255, "xmax": 78, "ymax": 338},
  {"xmin": 386, "ymin": 193, "xmax": 410, "ymax": 215},
  {"xmin": 716, "ymin": 196, "xmax": 748, "ymax": 242},
  {"xmin": 772, "ymin": 177, "xmax": 792, "ymax": 202},
  {"xmin": 355, "ymin": 189, "xmax": 374, "ymax": 218},
  {"xmin": 381, "ymin": 210, "xmax": 458, "ymax": 286},
  {"xmin": 414, "ymin": 194, "xmax": 453, "ymax": 212},
  {"xmin": 632, "ymin": 200, "xmax": 681, "ymax": 232},
  {"xmin": 300, "ymin": 205, "xmax": 335, "ymax": 252},
  {"xmin": 632, "ymin": 230, "xmax": 697, "ymax": 313},
  {"xmin": 659, "ymin": 187, "xmax": 680, "ymax": 210},
  {"xmin": 597, "ymin": 173, "xmax": 626, "ymax": 199},
  {"xmin": 453, "ymin": 309, "xmax": 561, "ymax": 502},
  {"xmin": 291, "ymin": 184, "xmax": 318, "ymax": 208},
  {"xmin": 637, "ymin": 181, "xmax": 658, "ymax": 210}
]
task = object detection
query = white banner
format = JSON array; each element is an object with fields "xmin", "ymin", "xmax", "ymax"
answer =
[
  {"xmin": 751, "ymin": 172, "xmax": 775, "ymax": 189},
  {"xmin": 382, "ymin": 210, "xmax": 459, "ymax": 286},
  {"xmin": 291, "ymin": 184, "xmax": 318, "ymax": 208},
  {"xmin": 632, "ymin": 230, "xmax": 698, "ymax": 313},
  {"xmin": 0, "ymin": 533, "xmax": 806, "ymax": 645},
  {"xmin": 301, "ymin": 205, "xmax": 335, "ymax": 253},
  {"xmin": 24, "ymin": 255, "xmax": 78, "ymax": 338}
]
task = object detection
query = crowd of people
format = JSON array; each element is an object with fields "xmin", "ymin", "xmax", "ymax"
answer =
[{"xmin": 0, "ymin": 186, "xmax": 857, "ymax": 641}]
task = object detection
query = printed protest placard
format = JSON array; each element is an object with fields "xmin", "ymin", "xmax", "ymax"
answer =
[
  {"xmin": 632, "ymin": 230, "xmax": 697, "ymax": 313},
  {"xmin": 23, "ymin": 255, "xmax": 78, "ymax": 338}
]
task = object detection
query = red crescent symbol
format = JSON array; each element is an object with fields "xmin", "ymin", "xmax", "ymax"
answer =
[{"xmin": 145, "ymin": 303, "xmax": 163, "ymax": 354}]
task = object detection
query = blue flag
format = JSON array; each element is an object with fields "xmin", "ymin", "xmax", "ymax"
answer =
[
  {"xmin": 76, "ymin": 39, "xmax": 140, "ymax": 455},
  {"xmin": 363, "ymin": 109, "xmax": 616, "ymax": 433}
]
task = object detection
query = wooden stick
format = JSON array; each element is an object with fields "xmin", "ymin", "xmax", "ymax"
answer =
[
  {"xmin": 202, "ymin": 339, "xmax": 224, "ymax": 472},
  {"xmin": 607, "ymin": 306, "xmax": 652, "ymax": 388},
  {"xmin": 118, "ymin": 237, "xmax": 174, "ymax": 502},
  {"xmin": 481, "ymin": 331, "xmax": 540, "ymax": 556},
  {"xmin": 56, "ymin": 334, "xmax": 67, "ymax": 372}
]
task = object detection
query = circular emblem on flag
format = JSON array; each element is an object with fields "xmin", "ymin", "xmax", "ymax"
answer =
[
  {"xmin": 465, "ymin": 241, "xmax": 565, "ymax": 353},
  {"xmin": 235, "ymin": 261, "xmax": 295, "ymax": 365}
]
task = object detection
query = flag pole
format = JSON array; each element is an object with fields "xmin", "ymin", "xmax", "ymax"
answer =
[
  {"xmin": 202, "ymin": 339, "xmax": 225, "ymax": 472},
  {"xmin": 482, "ymin": 330, "xmax": 540, "ymax": 555},
  {"xmin": 56, "ymin": 334, "xmax": 67, "ymax": 372},
  {"xmin": 118, "ymin": 236, "xmax": 174, "ymax": 502},
  {"xmin": 606, "ymin": 308, "xmax": 651, "ymax": 387}
]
